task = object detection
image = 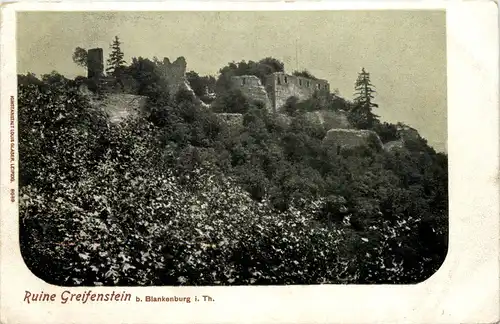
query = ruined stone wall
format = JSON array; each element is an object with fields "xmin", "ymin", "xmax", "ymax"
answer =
[
  {"xmin": 158, "ymin": 57, "xmax": 188, "ymax": 96},
  {"xmin": 157, "ymin": 56, "xmax": 208, "ymax": 108},
  {"xmin": 305, "ymin": 110, "xmax": 352, "ymax": 130},
  {"xmin": 267, "ymin": 72, "xmax": 330, "ymax": 112},
  {"xmin": 230, "ymin": 75, "xmax": 272, "ymax": 111}
]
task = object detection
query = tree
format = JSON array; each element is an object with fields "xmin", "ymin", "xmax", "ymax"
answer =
[
  {"xmin": 18, "ymin": 62, "xmax": 449, "ymax": 285},
  {"xmin": 211, "ymin": 88, "xmax": 251, "ymax": 114},
  {"xmin": 72, "ymin": 47, "xmax": 88, "ymax": 68},
  {"xmin": 258, "ymin": 57, "xmax": 285, "ymax": 73},
  {"xmin": 18, "ymin": 73, "xmax": 43, "ymax": 87},
  {"xmin": 283, "ymin": 96, "xmax": 300, "ymax": 116},
  {"xmin": 373, "ymin": 122, "xmax": 400, "ymax": 143},
  {"xmin": 106, "ymin": 36, "xmax": 127, "ymax": 77},
  {"xmin": 216, "ymin": 57, "xmax": 285, "ymax": 94},
  {"xmin": 186, "ymin": 71, "xmax": 206, "ymax": 97},
  {"xmin": 17, "ymin": 78, "xmax": 109, "ymax": 188},
  {"xmin": 123, "ymin": 57, "xmax": 165, "ymax": 96},
  {"xmin": 351, "ymin": 68, "xmax": 379, "ymax": 129},
  {"xmin": 186, "ymin": 71, "xmax": 217, "ymax": 103},
  {"xmin": 292, "ymin": 70, "xmax": 317, "ymax": 80},
  {"xmin": 41, "ymin": 71, "xmax": 70, "ymax": 87}
]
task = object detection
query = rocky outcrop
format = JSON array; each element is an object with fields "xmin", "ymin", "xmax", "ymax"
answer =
[
  {"xmin": 305, "ymin": 110, "xmax": 351, "ymax": 130},
  {"xmin": 231, "ymin": 75, "xmax": 272, "ymax": 111},
  {"xmin": 383, "ymin": 124, "xmax": 421, "ymax": 152},
  {"xmin": 384, "ymin": 139, "xmax": 405, "ymax": 152},
  {"xmin": 396, "ymin": 124, "xmax": 420, "ymax": 141},
  {"xmin": 323, "ymin": 129, "xmax": 383, "ymax": 150}
]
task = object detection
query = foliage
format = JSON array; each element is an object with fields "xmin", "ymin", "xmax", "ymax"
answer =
[
  {"xmin": 258, "ymin": 57, "xmax": 285, "ymax": 73},
  {"xmin": 283, "ymin": 96, "xmax": 301, "ymax": 116},
  {"xmin": 216, "ymin": 57, "xmax": 285, "ymax": 94},
  {"xmin": 372, "ymin": 121, "xmax": 400, "ymax": 143},
  {"xmin": 186, "ymin": 71, "xmax": 217, "ymax": 104},
  {"xmin": 18, "ymin": 63, "xmax": 448, "ymax": 286},
  {"xmin": 210, "ymin": 88, "xmax": 252, "ymax": 114},
  {"xmin": 40, "ymin": 71, "xmax": 71, "ymax": 87},
  {"xmin": 292, "ymin": 70, "xmax": 317, "ymax": 80},
  {"xmin": 18, "ymin": 80, "xmax": 110, "ymax": 189},
  {"xmin": 18, "ymin": 73, "xmax": 44, "ymax": 87},
  {"xmin": 350, "ymin": 68, "xmax": 379, "ymax": 129},
  {"xmin": 72, "ymin": 47, "xmax": 88, "ymax": 68},
  {"xmin": 282, "ymin": 91, "xmax": 350, "ymax": 116},
  {"xmin": 122, "ymin": 57, "xmax": 166, "ymax": 97},
  {"xmin": 106, "ymin": 36, "xmax": 127, "ymax": 78}
]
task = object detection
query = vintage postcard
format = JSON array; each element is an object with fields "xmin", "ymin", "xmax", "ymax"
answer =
[{"xmin": 0, "ymin": 1, "xmax": 498, "ymax": 323}]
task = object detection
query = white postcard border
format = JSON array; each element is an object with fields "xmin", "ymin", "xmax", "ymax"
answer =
[{"xmin": 1, "ymin": 2, "xmax": 498, "ymax": 324}]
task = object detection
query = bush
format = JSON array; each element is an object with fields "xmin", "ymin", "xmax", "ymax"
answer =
[
  {"xmin": 211, "ymin": 88, "xmax": 250, "ymax": 114},
  {"xmin": 372, "ymin": 122, "xmax": 400, "ymax": 143},
  {"xmin": 21, "ymin": 159, "xmax": 439, "ymax": 285},
  {"xmin": 18, "ymin": 71, "xmax": 448, "ymax": 286},
  {"xmin": 18, "ymin": 81, "xmax": 110, "ymax": 188}
]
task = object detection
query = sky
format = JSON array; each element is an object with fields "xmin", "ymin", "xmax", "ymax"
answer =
[{"xmin": 17, "ymin": 10, "xmax": 447, "ymax": 152}]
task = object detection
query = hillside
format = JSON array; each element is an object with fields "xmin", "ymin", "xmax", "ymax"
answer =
[{"xmin": 17, "ymin": 57, "xmax": 448, "ymax": 286}]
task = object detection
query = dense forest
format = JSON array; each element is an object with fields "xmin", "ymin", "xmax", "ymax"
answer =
[{"xmin": 18, "ymin": 39, "xmax": 448, "ymax": 286}]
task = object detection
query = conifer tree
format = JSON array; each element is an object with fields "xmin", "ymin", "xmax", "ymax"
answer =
[
  {"xmin": 351, "ymin": 67, "xmax": 379, "ymax": 129},
  {"xmin": 106, "ymin": 36, "xmax": 126, "ymax": 77}
]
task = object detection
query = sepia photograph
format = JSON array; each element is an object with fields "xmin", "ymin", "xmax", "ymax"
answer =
[
  {"xmin": 1, "ymin": 2, "xmax": 499, "ymax": 323},
  {"xmin": 16, "ymin": 10, "xmax": 449, "ymax": 287}
]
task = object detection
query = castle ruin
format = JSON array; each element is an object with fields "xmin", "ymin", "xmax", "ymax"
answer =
[
  {"xmin": 86, "ymin": 47, "xmax": 329, "ymax": 115},
  {"xmin": 266, "ymin": 72, "xmax": 330, "ymax": 112},
  {"xmin": 230, "ymin": 75, "xmax": 272, "ymax": 111},
  {"xmin": 83, "ymin": 48, "xmax": 146, "ymax": 122},
  {"xmin": 154, "ymin": 56, "xmax": 209, "ymax": 108},
  {"xmin": 83, "ymin": 50, "xmax": 382, "ymax": 151},
  {"xmin": 231, "ymin": 72, "xmax": 330, "ymax": 113}
]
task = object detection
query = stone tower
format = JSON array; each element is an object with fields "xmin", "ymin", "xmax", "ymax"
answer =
[{"xmin": 87, "ymin": 48, "xmax": 104, "ymax": 79}]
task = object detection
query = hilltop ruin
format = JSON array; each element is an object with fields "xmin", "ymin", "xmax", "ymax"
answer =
[
  {"xmin": 82, "ymin": 49, "xmax": 389, "ymax": 151},
  {"xmin": 230, "ymin": 72, "xmax": 330, "ymax": 114}
]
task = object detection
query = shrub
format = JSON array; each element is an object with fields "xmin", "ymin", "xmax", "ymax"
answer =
[
  {"xmin": 372, "ymin": 122, "xmax": 400, "ymax": 143},
  {"xmin": 18, "ymin": 82, "xmax": 110, "ymax": 188},
  {"xmin": 18, "ymin": 71, "xmax": 448, "ymax": 286}
]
